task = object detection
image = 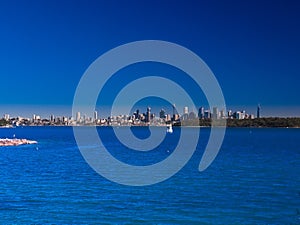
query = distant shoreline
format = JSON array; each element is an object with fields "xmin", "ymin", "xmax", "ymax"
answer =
[{"xmin": 1, "ymin": 117, "xmax": 300, "ymax": 128}]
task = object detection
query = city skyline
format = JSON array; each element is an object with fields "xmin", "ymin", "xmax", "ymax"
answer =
[
  {"xmin": 1, "ymin": 104, "xmax": 296, "ymax": 122},
  {"xmin": 0, "ymin": 104, "xmax": 259, "ymax": 128}
]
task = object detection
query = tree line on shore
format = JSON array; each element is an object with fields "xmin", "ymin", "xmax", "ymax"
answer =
[{"xmin": 176, "ymin": 117, "xmax": 300, "ymax": 127}]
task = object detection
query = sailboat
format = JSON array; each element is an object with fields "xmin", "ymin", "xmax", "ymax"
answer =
[{"xmin": 166, "ymin": 124, "xmax": 173, "ymax": 134}]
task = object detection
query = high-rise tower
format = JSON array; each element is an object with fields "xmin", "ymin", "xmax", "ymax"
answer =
[
  {"xmin": 76, "ymin": 112, "xmax": 81, "ymax": 122},
  {"xmin": 257, "ymin": 104, "xmax": 261, "ymax": 118},
  {"xmin": 198, "ymin": 107, "xmax": 204, "ymax": 119},
  {"xmin": 94, "ymin": 111, "xmax": 98, "ymax": 121},
  {"xmin": 146, "ymin": 107, "xmax": 151, "ymax": 123}
]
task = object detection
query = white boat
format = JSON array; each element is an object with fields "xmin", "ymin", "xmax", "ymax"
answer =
[{"xmin": 166, "ymin": 124, "xmax": 173, "ymax": 133}]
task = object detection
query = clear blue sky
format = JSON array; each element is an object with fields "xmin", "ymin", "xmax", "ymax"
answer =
[{"xmin": 0, "ymin": 0, "xmax": 299, "ymax": 117}]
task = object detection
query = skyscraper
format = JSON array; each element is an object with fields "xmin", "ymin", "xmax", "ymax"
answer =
[
  {"xmin": 220, "ymin": 109, "xmax": 226, "ymax": 118},
  {"xmin": 198, "ymin": 107, "xmax": 204, "ymax": 119},
  {"xmin": 76, "ymin": 112, "xmax": 81, "ymax": 122},
  {"xmin": 94, "ymin": 111, "xmax": 98, "ymax": 121},
  {"xmin": 204, "ymin": 110, "xmax": 211, "ymax": 119},
  {"xmin": 257, "ymin": 104, "xmax": 261, "ymax": 118},
  {"xmin": 166, "ymin": 114, "xmax": 171, "ymax": 122},
  {"xmin": 183, "ymin": 106, "xmax": 189, "ymax": 120},
  {"xmin": 228, "ymin": 110, "xmax": 233, "ymax": 118},
  {"xmin": 183, "ymin": 106, "xmax": 188, "ymax": 115},
  {"xmin": 134, "ymin": 109, "xmax": 140, "ymax": 120},
  {"xmin": 213, "ymin": 107, "xmax": 219, "ymax": 119},
  {"xmin": 146, "ymin": 107, "xmax": 151, "ymax": 123},
  {"xmin": 159, "ymin": 109, "xmax": 165, "ymax": 119}
]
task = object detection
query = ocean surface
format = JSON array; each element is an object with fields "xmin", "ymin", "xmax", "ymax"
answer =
[{"xmin": 0, "ymin": 126, "xmax": 299, "ymax": 224}]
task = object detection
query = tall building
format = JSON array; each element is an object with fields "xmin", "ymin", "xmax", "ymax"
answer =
[
  {"xmin": 242, "ymin": 110, "xmax": 246, "ymax": 119},
  {"xmin": 220, "ymin": 109, "xmax": 226, "ymax": 118},
  {"xmin": 173, "ymin": 114, "xmax": 180, "ymax": 121},
  {"xmin": 76, "ymin": 112, "xmax": 81, "ymax": 122},
  {"xmin": 257, "ymin": 104, "xmax": 261, "ymax": 118},
  {"xmin": 166, "ymin": 114, "xmax": 171, "ymax": 122},
  {"xmin": 183, "ymin": 106, "xmax": 189, "ymax": 120},
  {"xmin": 146, "ymin": 107, "xmax": 151, "ymax": 123},
  {"xmin": 235, "ymin": 111, "xmax": 245, "ymax": 120},
  {"xmin": 212, "ymin": 107, "xmax": 219, "ymax": 119},
  {"xmin": 204, "ymin": 110, "xmax": 211, "ymax": 119},
  {"xmin": 151, "ymin": 113, "xmax": 155, "ymax": 120},
  {"xmin": 228, "ymin": 110, "xmax": 232, "ymax": 118},
  {"xmin": 183, "ymin": 106, "xmax": 188, "ymax": 115},
  {"xmin": 94, "ymin": 111, "xmax": 98, "ymax": 121},
  {"xmin": 235, "ymin": 111, "xmax": 241, "ymax": 119},
  {"xmin": 134, "ymin": 109, "xmax": 140, "ymax": 120},
  {"xmin": 159, "ymin": 109, "xmax": 165, "ymax": 119},
  {"xmin": 198, "ymin": 107, "xmax": 204, "ymax": 119}
]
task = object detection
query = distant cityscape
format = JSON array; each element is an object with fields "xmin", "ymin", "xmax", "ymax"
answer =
[{"xmin": 1, "ymin": 105, "xmax": 261, "ymax": 127}]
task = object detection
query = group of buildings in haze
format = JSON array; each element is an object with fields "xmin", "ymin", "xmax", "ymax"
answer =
[{"xmin": 1, "ymin": 105, "xmax": 261, "ymax": 127}]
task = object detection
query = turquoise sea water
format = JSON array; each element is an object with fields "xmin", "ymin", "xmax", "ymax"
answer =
[{"xmin": 0, "ymin": 127, "xmax": 299, "ymax": 224}]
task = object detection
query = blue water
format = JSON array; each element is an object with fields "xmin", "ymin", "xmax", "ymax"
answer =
[{"xmin": 0, "ymin": 127, "xmax": 299, "ymax": 224}]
